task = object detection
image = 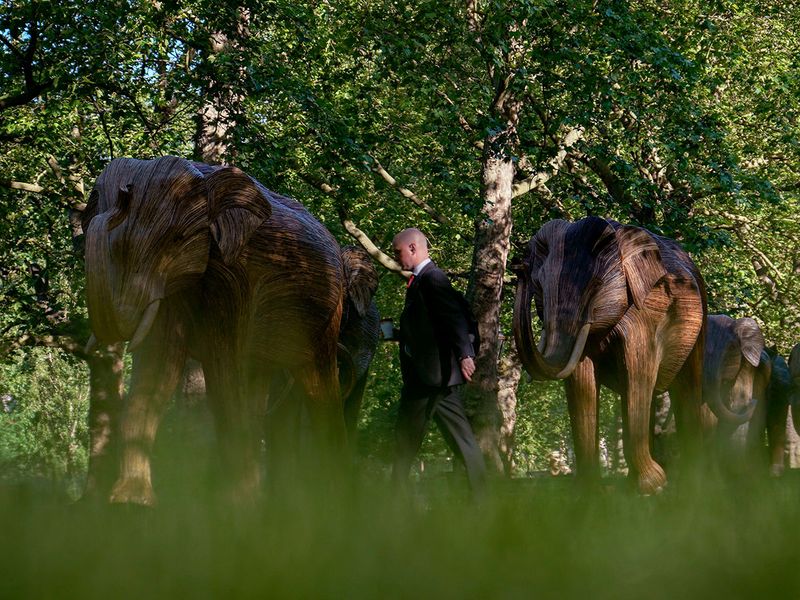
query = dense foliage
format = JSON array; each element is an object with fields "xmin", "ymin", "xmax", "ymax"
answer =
[
  {"xmin": 1, "ymin": 1, "xmax": 798, "ymax": 486},
  {"xmin": 0, "ymin": 348, "xmax": 88, "ymax": 492}
]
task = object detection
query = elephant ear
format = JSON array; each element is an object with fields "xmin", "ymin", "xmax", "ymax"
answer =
[
  {"xmin": 82, "ymin": 188, "xmax": 101, "ymax": 233},
  {"xmin": 205, "ymin": 166, "xmax": 272, "ymax": 265},
  {"xmin": 341, "ymin": 246, "xmax": 378, "ymax": 318},
  {"xmin": 790, "ymin": 344, "xmax": 800, "ymax": 382},
  {"xmin": 615, "ymin": 225, "xmax": 667, "ymax": 311},
  {"xmin": 734, "ymin": 317, "xmax": 765, "ymax": 367}
]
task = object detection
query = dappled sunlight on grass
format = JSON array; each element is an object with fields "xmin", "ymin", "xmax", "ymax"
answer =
[{"xmin": 2, "ymin": 468, "xmax": 800, "ymax": 599}]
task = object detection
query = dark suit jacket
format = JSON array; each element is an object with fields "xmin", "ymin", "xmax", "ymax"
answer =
[{"xmin": 399, "ymin": 261, "xmax": 475, "ymax": 388}]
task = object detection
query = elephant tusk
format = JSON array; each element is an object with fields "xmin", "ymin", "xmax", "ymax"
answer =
[
  {"xmin": 555, "ymin": 323, "xmax": 591, "ymax": 379},
  {"xmin": 84, "ymin": 333, "xmax": 97, "ymax": 355},
  {"xmin": 128, "ymin": 299, "xmax": 161, "ymax": 352}
]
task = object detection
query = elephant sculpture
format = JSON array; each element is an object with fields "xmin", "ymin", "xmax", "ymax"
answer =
[
  {"xmin": 512, "ymin": 216, "xmax": 707, "ymax": 494},
  {"xmin": 788, "ymin": 343, "xmax": 800, "ymax": 437},
  {"xmin": 763, "ymin": 347, "xmax": 794, "ymax": 476},
  {"xmin": 337, "ymin": 246, "xmax": 381, "ymax": 438},
  {"xmin": 701, "ymin": 314, "xmax": 785, "ymax": 474},
  {"xmin": 83, "ymin": 155, "xmax": 347, "ymax": 505}
]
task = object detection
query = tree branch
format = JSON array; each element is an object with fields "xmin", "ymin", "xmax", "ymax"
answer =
[
  {"xmin": 512, "ymin": 126, "xmax": 584, "ymax": 198},
  {"xmin": 365, "ymin": 154, "xmax": 452, "ymax": 226},
  {"xmin": 338, "ymin": 207, "xmax": 410, "ymax": 276},
  {"xmin": 0, "ymin": 17, "xmax": 54, "ymax": 111},
  {"xmin": 699, "ymin": 207, "xmax": 784, "ymax": 280},
  {"xmin": 0, "ymin": 80, "xmax": 53, "ymax": 111},
  {"xmin": 298, "ymin": 171, "xmax": 410, "ymax": 277},
  {"xmin": 0, "ymin": 180, "xmax": 45, "ymax": 193},
  {"xmin": 436, "ymin": 89, "xmax": 484, "ymax": 151}
]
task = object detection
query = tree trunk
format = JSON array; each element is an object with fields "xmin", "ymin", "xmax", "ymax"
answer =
[
  {"xmin": 465, "ymin": 124, "xmax": 517, "ymax": 472},
  {"xmin": 193, "ymin": 9, "xmax": 250, "ymax": 165},
  {"xmin": 497, "ymin": 337, "xmax": 523, "ymax": 475},
  {"xmin": 195, "ymin": 98, "xmax": 237, "ymax": 165}
]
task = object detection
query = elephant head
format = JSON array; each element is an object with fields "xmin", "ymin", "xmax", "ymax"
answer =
[
  {"xmin": 788, "ymin": 343, "xmax": 800, "ymax": 436},
  {"xmin": 702, "ymin": 315, "xmax": 765, "ymax": 425},
  {"xmin": 512, "ymin": 217, "xmax": 666, "ymax": 380},
  {"xmin": 83, "ymin": 156, "xmax": 271, "ymax": 349},
  {"xmin": 337, "ymin": 246, "xmax": 380, "ymax": 421}
]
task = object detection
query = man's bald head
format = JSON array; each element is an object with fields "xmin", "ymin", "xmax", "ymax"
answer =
[
  {"xmin": 392, "ymin": 228, "xmax": 430, "ymax": 271},
  {"xmin": 393, "ymin": 228, "xmax": 429, "ymax": 248}
]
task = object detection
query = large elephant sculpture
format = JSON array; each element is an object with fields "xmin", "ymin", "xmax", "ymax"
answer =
[
  {"xmin": 512, "ymin": 216, "xmax": 707, "ymax": 494},
  {"xmin": 83, "ymin": 156, "xmax": 347, "ymax": 505},
  {"xmin": 701, "ymin": 314, "xmax": 784, "ymax": 473}
]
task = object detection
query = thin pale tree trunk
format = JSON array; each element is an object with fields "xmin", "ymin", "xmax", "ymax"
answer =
[
  {"xmin": 497, "ymin": 337, "xmax": 523, "ymax": 474},
  {"xmin": 194, "ymin": 9, "xmax": 250, "ymax": 165},
  {"xmin": 465, "ymin": 124, "xmax": 517, "ymax": 472}
]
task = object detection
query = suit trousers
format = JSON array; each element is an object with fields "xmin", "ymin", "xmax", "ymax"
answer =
[{"xmin": 391, "ymin": 382, "xmax": 486, "ymax": 495}]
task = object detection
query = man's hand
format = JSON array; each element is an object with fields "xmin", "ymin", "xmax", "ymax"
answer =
[{"xmin": 460, "ymin": 356, "xmax": 476, "ymax": 382}]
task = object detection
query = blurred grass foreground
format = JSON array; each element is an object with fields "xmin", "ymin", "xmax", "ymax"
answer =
[{"xmin": 2, "ymin": 463, "xmax": 800, "ymax": 600}]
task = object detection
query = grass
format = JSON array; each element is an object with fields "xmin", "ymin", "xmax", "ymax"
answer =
[{"xmin": 2, "ymin": 462, "xmax": 800, "ymax": 599}]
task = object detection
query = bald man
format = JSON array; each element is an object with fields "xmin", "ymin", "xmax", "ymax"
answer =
[{"xmin": 390, "ymin": 228, "xmax": 486, "ymax": 496}]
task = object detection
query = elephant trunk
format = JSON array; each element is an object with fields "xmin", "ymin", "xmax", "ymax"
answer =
[
  {"xmin": 705, "ymin": 376, "xmax": 757, "ymax": 426},
  {"xmin": 513, "ymin": 271, "xmax": 590, "ymax": 380},
  {"xmin": 85, "ymin": 213, "xmax": 124, "ymax": 344},
  {"xmin": 85, "ymin": 209, "xmax": 164, "ymax": 350}
]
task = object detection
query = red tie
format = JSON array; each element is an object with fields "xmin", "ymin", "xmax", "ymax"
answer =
[{"xmin": 407, "ymin": 274, "xmax": 415, "ymax": 288}]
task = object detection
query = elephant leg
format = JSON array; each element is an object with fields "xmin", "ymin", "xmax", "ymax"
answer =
[
  {"xmin": 668, "ymin": 338, "xmax": 707, "ymax": 477},
  {"xmin": 300, "ymin": 363, "xmax": 346, "ymax": 452},
  {"xmin": 565, "ymin": 357, "xmax": 600, "ymax": 486},
  {"xmin": 110, "ymin": 323, "xmax": 187, "ymax": 506},
  {"xmin": 205, "ymin": 363, "xmax": 269, "ymax": 504},
  {"xmin": 766, "ymin": 401, "xmax": 789, "ymax": 477},
  {"xmin": 621, "ymin": 340, "xmax": 665, "ymax": 495},
  {"xmin": 263, "ymin": 370, "xmax": 306, "ymax": 493},
  {"xmin": 743, "ymin": 396, "xmax": 767, "ymax": 467},
  {"xmin": 296, "ymin": 341, "xmax": 347, "ymax": 479}
]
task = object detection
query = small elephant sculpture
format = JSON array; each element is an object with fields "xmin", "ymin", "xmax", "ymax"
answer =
[
  {"xmin": 702, "ymin": 314, "xmax": 784, "ymax": 473},
  {"xmin": 513, "ymin": 216, "xmax": 707, "ymax": 494},
  {"xmin": 763, "ymin": 347, "xmax": 793, "ymax": 476},
  {"xmin": 787, "ymin": 344, "xmax": 800, "ymax": 438},
  {"xmin": 83, "ymin": 156, "xmax": 348, "ymax": 505},
  {"xmin": 337, "ymin": 246, "xmax": 381, "ymax": 438}
]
